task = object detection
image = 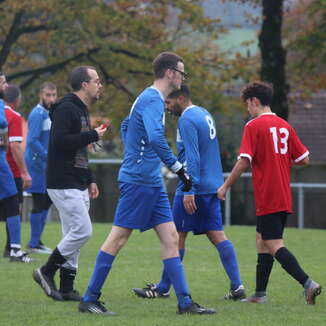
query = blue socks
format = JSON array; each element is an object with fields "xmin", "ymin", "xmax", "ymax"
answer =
[
  {"xmin": 7, "ymin": 215, "xmax": 21, "ymax": 247},
  {"xmin": 162, "ymin": 256, "xmax": 191, "ymax": 308},
  {"xmin": 29, "ymin": 212, "xmax": 42, "ymax": 247},
  {"xmin": 157, "ymin": 249, "xmax": 185, "ymax": 293},
  {"xmin": 217, "ymin": 240, "xmax": 242, "ymax": 290},
  {"xmin": 83, "ymin": 250, "xmax": 115, "ymax": 302}
]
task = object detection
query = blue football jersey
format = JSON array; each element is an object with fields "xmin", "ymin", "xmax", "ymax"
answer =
[
  {"xmin": 118, "ymin": 87, "xmax": 178, "ymax": 187},
  {"xmin": 25, "ymin": 104, "xmax": 51, "ymax": 193},
  {"xmin": 175, "ymin": 105, "xmax": 224, "ymax": 195}
]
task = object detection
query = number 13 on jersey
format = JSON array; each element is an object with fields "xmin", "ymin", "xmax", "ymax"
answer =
[{"xmin": 270, "ymin": 127, "xmax": 289, "ymax": 154}]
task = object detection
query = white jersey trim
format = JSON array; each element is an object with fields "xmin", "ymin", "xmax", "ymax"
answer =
[
  {"xmin": 9, "ymin": 136, "xmax": 23, "ymax": 142},
  {"xmin": 294, "ymin": 151, "xmax": 309, "ymax": 163},
  {"xmin": 238, "ymin": 153, "xmax": 252, "ymax": 162},
  {"xmin": 246, "ymin": 112, "xmax": 276, "ymax": 126},
  {"xmin": 170, "ymin": 161, "xmax": 182, "ymax": 173},
  {"xmin": 181, "ymin": 105, "xmax": 196, "ymax": 116}
]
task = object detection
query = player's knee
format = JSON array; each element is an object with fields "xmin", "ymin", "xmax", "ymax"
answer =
[
  {"xmin": 78, "ymin": 223, "xmax": 93, "ymax": 242},
  {"xmin": 206, "ymin": 230, "xmax": 227, "ymax": 245}
]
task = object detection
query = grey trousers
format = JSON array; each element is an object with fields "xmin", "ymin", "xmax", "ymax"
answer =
[{"xmin": 47, "ymin": 188, "xmax": 92, "ymax": 269}]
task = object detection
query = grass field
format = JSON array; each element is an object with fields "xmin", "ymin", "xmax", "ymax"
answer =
[{"xmin": 0, "ymin": 222, "xmax": 324, "ymax": 326}]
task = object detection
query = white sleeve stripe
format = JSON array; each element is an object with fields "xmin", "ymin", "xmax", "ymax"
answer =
[
  {"xmin": 237, "ymin": 153, "xmax": 252, "ymax": 162},
  {"xmin": 294, "ymin": 151, "xmax": 309, "ymax": 163},
  {"xmin": 9, "ymin": 136, "xmax": 23, "ymax": 142},
  {"xmin": 170, "ymin": 161, "xmax": 182, "ymax": 172}
]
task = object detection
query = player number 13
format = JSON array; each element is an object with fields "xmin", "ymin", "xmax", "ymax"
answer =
[{"xmin": 270, "ymin": 127, "xmax": 289, "ymax": 154}]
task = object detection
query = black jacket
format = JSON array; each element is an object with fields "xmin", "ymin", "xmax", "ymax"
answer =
[{"xmin": 46, "ymin": 93, "xmax": 98, "ymax": 190}]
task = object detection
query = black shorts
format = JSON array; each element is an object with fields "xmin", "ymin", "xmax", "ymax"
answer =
[
  {"xmin": 14, "ymin": 177, "xmax": 23, "ymax": 204},
  {"xmin": 256, "ymin": 211, "xmax": 288, "ymax": 240}
]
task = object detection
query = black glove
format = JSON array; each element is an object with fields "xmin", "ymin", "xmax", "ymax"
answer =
[{"xmin": 176, "ymin": 167, "xmax": 192, "ymax": 192}]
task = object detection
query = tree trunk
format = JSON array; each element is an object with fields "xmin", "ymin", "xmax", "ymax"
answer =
[{"xmin": 259, "ymin": 0, "xmax": 289, "ymax": 120}]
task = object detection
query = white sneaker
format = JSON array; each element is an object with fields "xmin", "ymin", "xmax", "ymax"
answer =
[{"xmin": 10, "ymin": 249, "xmax": 33, "ymax": 263}]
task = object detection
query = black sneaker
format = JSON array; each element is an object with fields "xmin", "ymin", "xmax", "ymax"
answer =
[
  {"xmin": 61, "ymin": 290, "xmax": 82, "ymax": 301},
  {"xmin": 32, "ymin": 268, "xmax": 62, "ymax": 300},
  {"xmin": 224, "ymin": 285, "xmax": 246, "ymax": 301},
  {"xmin": 10, "ymin": 249, "xmax": 33, "ymax": 263},
  {"xmin": 177, "ymin": 301, "xmax": 217, "ymax": 315},
  {"xmin": 133, "ymin": 283, "xmax": 170, "ymax": 299},
  {"xmin": 78, "ymin": 301, "xmax": 116, "ymax": 315}
]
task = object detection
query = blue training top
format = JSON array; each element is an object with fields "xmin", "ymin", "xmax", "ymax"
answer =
[
  {"xmin": 175, "ymin": 105, "xmax": 224, "ymax": 195},
  {"xmin": 119, "ymin": 86, "xmax": 178, "ymax": 187},
  {"xmin": 25, "ymin": 104, "xmax": 51, "ymax": 192},
  {"xmin": 0, "ymin": 99, "xmax": 8, "ymax": 145}
]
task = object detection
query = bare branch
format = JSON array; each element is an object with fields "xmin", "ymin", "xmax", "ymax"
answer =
[
  {"xmin": 8, "ymin": 47, "xmax": 100, "ymax": 89},
  {"xmin": 16, "ymin": 24, "xmax": 54, "ymax": 35},
  {"xmin": 0, "ymin": 10, "xmax": 25, "ymax": 68},
  {"xmin": 0, "ymin": 10, "xmax": 56, "ymax": 69},
  {"xmin": 87, "ymin": 54, "xmax": 134, "ymax": 98}
]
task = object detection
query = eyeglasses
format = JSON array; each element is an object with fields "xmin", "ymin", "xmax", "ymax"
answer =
[{"xmin": 172, "ymin": 68, "xmax": 188, "ymax": 79}]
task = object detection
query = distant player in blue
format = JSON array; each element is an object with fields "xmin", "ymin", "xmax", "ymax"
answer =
[
  {"xmin": 133, "ymin": 85, "xmax": 246, "ymax": 301},
  {"xmin": 79, "ymin": 52, "xmax": 216, "ymax": 315},
  {"xmin": 0, "ymin": 72, "xmax": 31, "ymax": 263},
  {"xmin": 25, "ymin": 82, "xmax": 57, "ymax": 254}
]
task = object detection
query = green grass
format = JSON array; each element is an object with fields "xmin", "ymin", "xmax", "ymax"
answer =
[{"xmin": 0, "ymin": 222, "xmax": 324, "ymax": 326}]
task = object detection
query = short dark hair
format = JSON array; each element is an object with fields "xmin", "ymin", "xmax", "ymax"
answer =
[
  {"xmin": 152, "ymin": 52, "xmax": 183, "ymax": 79},
  {"xmin": 39, "ymin": 81, "xmax": 56, "ymax": 93},
  {"xmin": 241, "ymin": 81, "xmax": 273, "ymax": 106},
  {"xmin": 167, "ymin": 84, "xmax": 190, "ymax": 99},
  {"xmin": 70, "ymin": 66, "xmax": 96, "ymax": 91},
  {"xmin": 4, "ymin": 84, "xmax": 21, "ymax": 104}
]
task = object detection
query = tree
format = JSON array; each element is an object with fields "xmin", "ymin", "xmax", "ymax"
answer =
[
  {"xmin": 259, "ymin": 0, "xmax": 289, "ymax": 120},
  {"xmin": 283, "ymin": 0, "xmax": 326, "ymax": 96},
  {"xmin": 0, "ymin": 0, "xmax": 255, "ymax": 157}
]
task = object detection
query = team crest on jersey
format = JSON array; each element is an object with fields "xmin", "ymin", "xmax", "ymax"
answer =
[{"xmin": 42, "ymin": 117, "xmax": 51, "ymax": 131}]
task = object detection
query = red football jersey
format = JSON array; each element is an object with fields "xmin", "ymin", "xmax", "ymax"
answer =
[
  {"xmin": 239, "ymin": 113, "xmax": 308, "ymax": 216},
  {"xmin": 5, "ymin": 105, "xmax": 23, "ymax": 178}
]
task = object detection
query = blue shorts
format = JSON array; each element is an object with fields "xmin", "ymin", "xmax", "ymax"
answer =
[
  {"xmin": 173, "ymin": 194, "xmax": 223, "ymax": 235},
  {"xmin": 0, "ymin": 151, "xmax": 17, "ymax": 200},
  {"xmin": 113, "ymin": 182, "xmax": 173, "ymax": 232}
]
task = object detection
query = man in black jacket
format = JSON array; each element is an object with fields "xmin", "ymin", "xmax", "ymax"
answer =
[{"xmin": 32, "ymin": 66, "xmax": 107, "ymax": 301}]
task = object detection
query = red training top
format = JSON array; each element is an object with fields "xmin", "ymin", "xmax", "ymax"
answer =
[{"xmin": 5, "ymin": 105, "xmax": 23, "ymax": 178}]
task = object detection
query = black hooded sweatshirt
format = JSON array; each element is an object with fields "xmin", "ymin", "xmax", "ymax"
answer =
[{"xmin": 46, "ymin": 93, "xmax": 98, "ymax": 190}]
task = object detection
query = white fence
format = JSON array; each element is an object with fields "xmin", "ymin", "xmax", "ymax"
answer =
[
  {"xmin": 223, "ymin": 172, "xmax": 326, "ymax": 228},
  {"xmin": 89, "ymin": 159, "xmax": 326, "ymax": 229}
]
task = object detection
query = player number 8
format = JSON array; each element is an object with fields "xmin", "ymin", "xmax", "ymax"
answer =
[{"xmin": 205, "ymin": 115, "xmax": 216, "ymax": 140}]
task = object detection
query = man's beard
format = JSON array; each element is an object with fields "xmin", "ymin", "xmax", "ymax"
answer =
[{"xmin": 41, "ymin": 101, "xmax": 51, "ymax": 110}]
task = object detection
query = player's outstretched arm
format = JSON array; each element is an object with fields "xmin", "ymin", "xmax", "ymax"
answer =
[{"xmin": 217, "ymin": 157, "xmax": 250, "ymax": 200}]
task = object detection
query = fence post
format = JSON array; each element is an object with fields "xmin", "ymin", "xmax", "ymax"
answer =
[
  {"xmin": 225, "ymin": 190, "xmax": 231, "ymax": 226},
  {"xmin": 298, "ymin": 185, "xmax": 304, "ymax": 228}
]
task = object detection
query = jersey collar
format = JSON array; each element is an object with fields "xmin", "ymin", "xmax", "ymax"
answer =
[
  {"xmin": 257, "ymin": 112, "xmax": 275, "ymax": 117},
  {"xmin": 181, "ymin": 104, "xmax": 196, "ymax": 116},
  {"xmin": 149, "ymin": 86, "xmax": 164, "ymax": 101}
]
